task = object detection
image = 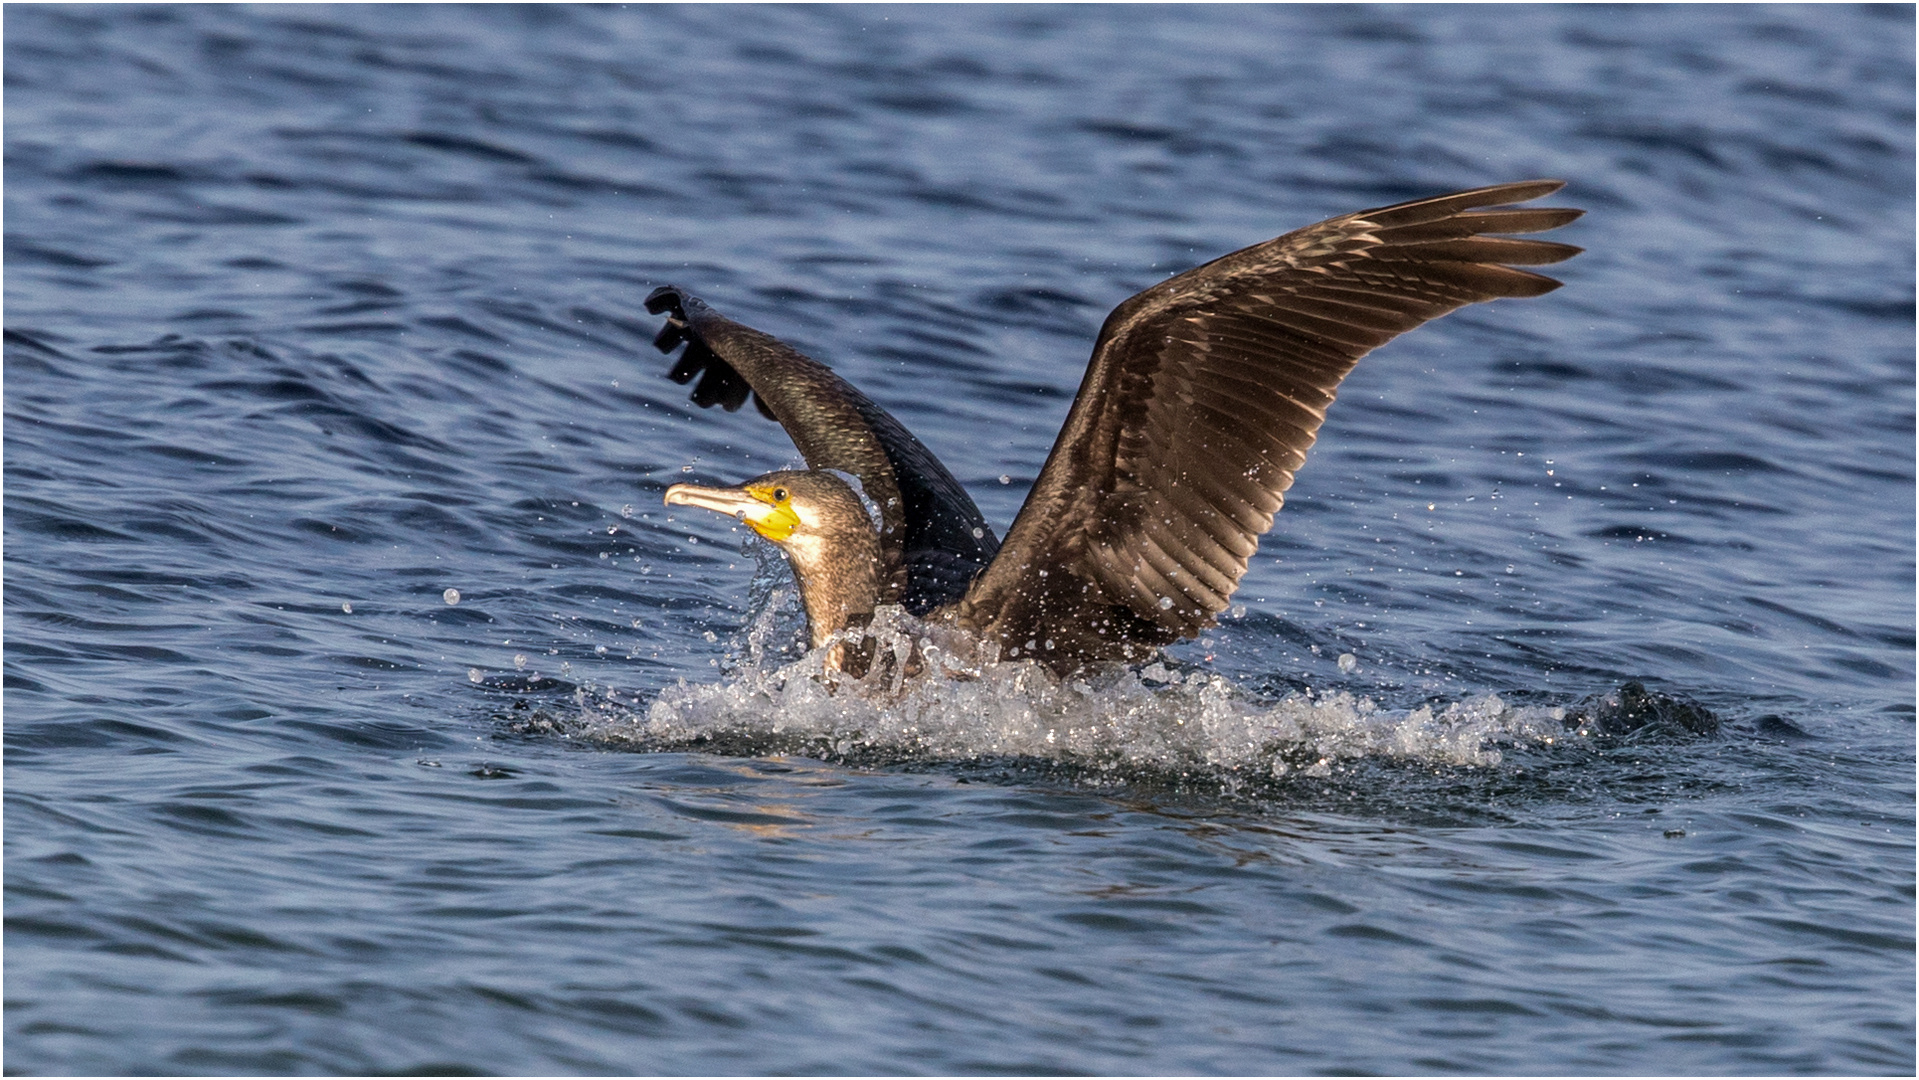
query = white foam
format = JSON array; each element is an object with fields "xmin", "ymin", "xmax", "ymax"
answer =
[{"xmin": 577, "ymin": 604, "xmax": 1569, "ymax": 778}]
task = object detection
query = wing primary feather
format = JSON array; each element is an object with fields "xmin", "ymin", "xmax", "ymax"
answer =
[
  {"xmin": 1375, "ymin": 207, "xmax": 1584, "ymax": 243},
  {"xmin": 1387, "ymin": 237, "xmax": 1584, "ymax": 265},
  {"xmin": 1357, "ymin": 180, "xmax": 1567, "ymax": 226}
]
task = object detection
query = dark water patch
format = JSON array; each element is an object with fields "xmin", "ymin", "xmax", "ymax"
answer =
[
  {"xmin": 6, "ymin": 238, "xmax": 114, "ymax": 268},
  {"xmin": 402, "ymin": 131, "xmax": 539, "ymax": 165},
  {"xmin": 1565, "ymin": 681, "xmax": 1719, "ymax": 740},
  {"xmin": 1584, "ymin": 523, "xmax": 1703, "ymax": 545},
  {"xmin": 1625, "ymin": 450, "xmax": 1788, "ymax": 475},
  {"xmin": 9, "ymin": 512, "xmax": 142, "ymax": 543},
  {"xmin": 71, "ymin": 160, "xmax": 195, "ymax": 184}
]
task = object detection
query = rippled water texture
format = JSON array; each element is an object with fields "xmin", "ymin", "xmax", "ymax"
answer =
[{"xmin": 7, "ymin": 5, "xmax": 1913, "ymax": 1075}]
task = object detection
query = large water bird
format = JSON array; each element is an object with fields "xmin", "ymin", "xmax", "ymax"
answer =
[{"xmin": 655, "ymin": 180, "xmax": 1582, "ymax": 675}]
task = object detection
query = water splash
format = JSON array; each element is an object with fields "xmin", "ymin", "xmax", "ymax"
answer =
[{"xmin": 574, "ymin": 603, "xmax": 1572, "ymax": 781}]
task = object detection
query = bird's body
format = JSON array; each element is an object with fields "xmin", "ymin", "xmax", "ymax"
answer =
[{"xmin": 655, "ymin": 181, "xmax": 1583, "ymax": 676}]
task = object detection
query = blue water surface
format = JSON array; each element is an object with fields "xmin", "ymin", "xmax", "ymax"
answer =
[{"xmin": 6, "ymin": 5, "xmax": 1913, "ymax": 1075}]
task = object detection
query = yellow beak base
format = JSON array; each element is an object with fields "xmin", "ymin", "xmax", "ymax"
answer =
[{"xmin": 663, "ymin": 483, "xmax": 801, "ymax": 543}]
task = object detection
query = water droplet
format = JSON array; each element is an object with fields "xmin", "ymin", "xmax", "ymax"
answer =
[
  {"xmin": 998, "ymin": 474, "xmax": 1011, "ymax": 484},
  {"xmin": 514, "ymin": 654, "xmax": 528, "ymax": 670},
  {"xmin": 442, "ymin": 588, "xmax": 461, "ymax": 605},
  {"xmin": 682, "ymin": 464, "xmax": 694, "ymax": 473},
  {"xmin": 702, "ymin": 630, "xmax": 717, "ymax": 643},
  {"xmin": 341, "ymin": 602, "xmax": 353, "ymax": 614},
  {"xmin": 467, "ymin": 668, "xmax": 483, "ymax": 683},
  {"xmin": 1337, "ymin": 652, "xmax": 1358, "ymax": 673},
  {"xmin": 687, "ymin": 536, "xmax": 698, "ymax": 545},
  {"xmin": 972, "ymin": 527, "xmax": 984, "ymax": 539},
  {"xmin": 607, "ymin": 525, "xmax": 619, "ymax": 534},
  {"xmin": 595, "ymin": 645, "xmax": 607, "ymax": 654},
  {"xmin": 1158, "ymin": 596, "xmax": 1173, "ymax": 610},
  {"xmin": 621, "ymin": 504, "xmax": 635, "ymax": 518}
]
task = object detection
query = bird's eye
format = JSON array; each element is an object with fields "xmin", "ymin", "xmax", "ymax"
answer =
[{"xmin": 772, "ymin": 488, "xmax": 788, "ymax": 502}]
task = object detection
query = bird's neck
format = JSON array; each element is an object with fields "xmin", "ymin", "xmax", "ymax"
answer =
[{"xmin": 781, "ymin": 530, "xmax": 882, "ymax": 649}]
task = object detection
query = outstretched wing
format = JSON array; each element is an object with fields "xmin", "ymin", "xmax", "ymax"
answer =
[
  {"xmin": 953, "ymin": 180, "xmax": 1583, "ymax": 667},
  {"xmin": 645, "ymin": 287, "xmax": 999, "ymax": 612}
]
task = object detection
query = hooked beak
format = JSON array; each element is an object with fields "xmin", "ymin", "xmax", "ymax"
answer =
[{"xmin": 664, "ymin": 482, "xmax": 799, "ymax": 542}]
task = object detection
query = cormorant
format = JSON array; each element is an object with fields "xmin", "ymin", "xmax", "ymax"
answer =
[{"xmin": 655, "ymin": 180, "xmax": 1582, "ymax": 675}]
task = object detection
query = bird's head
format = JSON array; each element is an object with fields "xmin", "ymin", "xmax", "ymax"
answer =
[
  {"xmin": 663, "ymin": 470, "xmax": 883, "ymax": 650},
  {"xmin": 663, "ymin": 469, "xmax": 872, "ymax": 549}
]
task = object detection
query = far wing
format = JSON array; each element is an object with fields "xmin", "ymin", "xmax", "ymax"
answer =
[
  {"xmin": 954, "ymin": 181, "xmax": 1583, "ymax": 666},
  {"xmin": 646, "ymin": 286, "xmax": 998, "ymax": 612}
]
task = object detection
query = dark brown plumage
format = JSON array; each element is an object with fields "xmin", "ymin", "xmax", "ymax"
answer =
[{"xmin": 650, "ymin": 181, "xmax": 1583, "ymax": 674}]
